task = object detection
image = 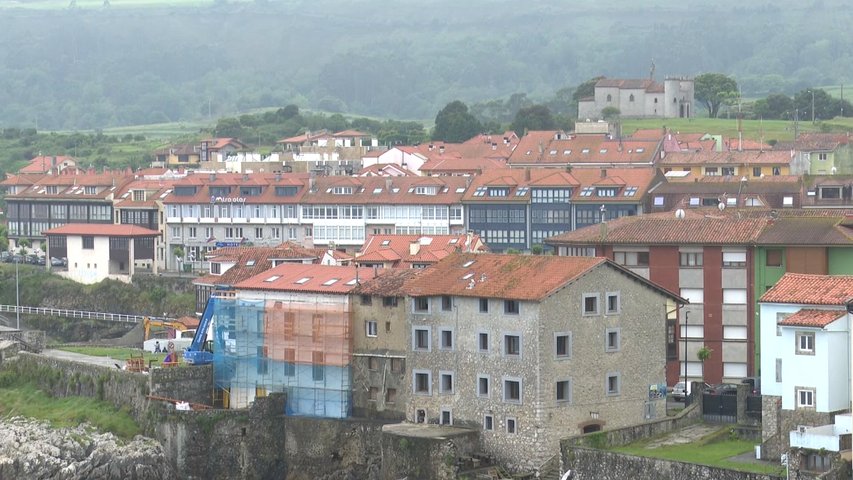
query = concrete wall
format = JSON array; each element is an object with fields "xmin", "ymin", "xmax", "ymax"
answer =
[
  {"xmin": 562, "ymin": 448, "xmax": 781, "ymax": 480},
  {"xmin": 149, "ymin": 363, "xmax": 214, "ymax": 406},
  {"xmin": 65, "ymin": 234, "xmax": 112, "ymax": 284},
  {"xmin": 379, "ymin": 424, "xmax": 479, "ymax": 480}
]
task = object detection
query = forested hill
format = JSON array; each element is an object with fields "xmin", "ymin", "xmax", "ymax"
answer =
[{"xmin": 0, "ymin": 0, "xmax": 849, "ymax": 130}]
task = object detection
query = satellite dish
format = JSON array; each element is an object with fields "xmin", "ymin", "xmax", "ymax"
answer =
[
  {"xmin": 718, "ymin": 202, "xmax": 726, "ymax": 211},
  {"xmin": 675, "ymin": 208, "xmax": 686, "ymax": 219}
]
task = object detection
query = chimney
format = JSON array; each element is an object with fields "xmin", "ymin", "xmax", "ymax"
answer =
[
  {"xmin": 525, "ymin": 168, "xmax": 531, "ymax": 181},
  {"xmin": 503, "ymin": 136, "xmax": 509, "ymax": 145},
  {"xmin": 439, "ymin": 145, "xmax": 445, "ymax": 154},
  {"xmin": 51, "ymin": 156, "xmax": 57, "ymax": 167},
  {"xmin": 600, "ymin": 168, "xmax": 607, "ymax": 178},
  {"xmin": 465, "ymin": 230, "xmax": 474, "ymax": 252},
  {"xmin": 275, "ymin": 172, "xmax": 282, "ymax": 181},
  {"xmin": 428, "ymin": 144, "xmax": 434, "ymax": 151},
  {"xmin": 209, "ymin": 173, "xmax": 216, "ymax": 182},
  {"xmin": 491, "ymin": 143, "xmax": 497, "ymax": 150},
  {"xmin": 409, "ymin": 240, "xmax": 421, "ymax": 256},
  {"xmin": 309, "ymin": 177, "xmax": 316, "ymax": 192},
  {"xmin": 243, "ymin": 173, "xmax": 249, "ymax": 182}
]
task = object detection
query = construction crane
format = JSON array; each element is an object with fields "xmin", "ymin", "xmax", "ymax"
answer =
[{"xmin": 183, "ymin": 296, "xmax": 218, "ymax": 365}]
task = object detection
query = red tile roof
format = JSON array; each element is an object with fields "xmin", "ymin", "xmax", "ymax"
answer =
[
  {"xmin": 777, "ymin": 309, "xmax": 845, "ymax": 328},
  {"xmin": 203, "ymin": 138, "xmax": 248, "ymax": 150},
  {"xmin": 760, "ymin": 273, "xmax": 853, "ymax": 305},
  {"xmin": 725, "ymin": 138, "xmax": 773, "ymax": 151},
  {"xmin": 507, "ymin": 132, "xmax": 659, "ymax": 166},
  {"xmin": 235, "ymin": 263, "xmax": 378, "ymax": 294},
  {"xmin": 163, "ymin": 172, "xmax": 310, "ymax": 205},
  {"xmin": 43, "ymin": 224, "xmax": 160, "ymax": 237},
  {"xmin": 194, "ymin": 242, "xmax": 318, "ymax": 287},
  {"xmin": 18, "ymin": 155, "xmax": 77, "ymax": 174},
  {"xmin": 352, "ymin": 268, "xmax": 424, "ymax": 296},
  {"xmin": 302, "ymin": 175, "xmax": 468, "ymax": 205},
  {"xmin": 595, "ymin": 78, "xmax": 661, "ymax": 91},
  {"xmin": 660, "ymin": 150, "xmax": 790, "ymax": 166},
  {"xmin": 404, "ymin": 253, "xmax": 608, "ymax": 300},
  {"xmin": 419, "ymin": 155, "xmax": 506, "ymax": 175},
  {"xmin": 333, "ymin": 129, "xmax": 371, "ymax": 137},
  {"xmin": 356, "ymin": 234, "xmax": 486, "ymax": 267}
]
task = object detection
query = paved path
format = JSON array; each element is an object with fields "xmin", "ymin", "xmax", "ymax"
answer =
[{"xmin": 41, "ymin": 349, "xmax": 126, "ymax": 370}]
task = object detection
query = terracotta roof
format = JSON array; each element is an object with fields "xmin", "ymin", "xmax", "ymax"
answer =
[
  {"xmin": 569, "ymin": 167, "xmax": 659, "ymax": 202},
  {"xmin": 760, "ymin": 273, "xmax": 853, "ymax": 305},
  {"xmin": 356, "ymin": 234, "xmax": 486, "ymax": 267},
  {"xmin": 546, "ymin": 210, "xmax": 766, "ymax": 245},
  {"xmin": 508, "ymin": 132, "xmax": 659, "ymax": 166},
  {"xmin": 352, "ymin": 268, "xmax": 423, "ymax": 296},
  {"xmin": 277, "ymin": 130, "xmax": 330, "ymax": 144},
  {"xmin": 194, "ymin": 242, "xmax": 318, "ymax": 288},
  {"xmin": 203, "ymin": 138, "xmax": 248, "ymax": 150},
  {"xmin": 114, "ymin": 177, "xmax": 182, "ymax": 208},
  {"xmin": 333, "ymin": 129, "xmax": 371, "ymax": 137},
  {"xmin": 652, "ymin": 176, "xmax": 800, "ymax": 194},
  {"xmin": 724, "ymin": 138, "xmax": 773, "ymax": 151},
  {"xmin": 404, "ymin": 253, "xmax": 608, "ymax": 301},
  {"xmin": 776, "ymin": 133, "xmax": 850, "ymax": 152},
  {"xmin": 628, "ymin": 129, "xmax": 667, "ymax": 140},
  {"xmin": 595, "ymin": 78, "xmax": 661, "ymax": 91},
  {"xmin": 356, "ymin": 163, "xmax": 417, "ymax": 177},
  {"xmin": 18, "ymin": 155, "xmax": 76, "ymax": 174},
  {"xmin": 43, "ymin": 224, "xmax": 159, "ymax": 237},
  {"xmin": 174, "ymin": 316, "xmax": 200, "ymax": 329},
  {"xmin": 154, "ymin": 144, "xmax": 197, "ymax": 156},
  {"xmin": 777, "ymin": 309, "xmax": 845, "ymax": 328},
  {"xmin": 163, "ymin": 172, "xmax": 310, "ymax": 205},
  {"xmin": 660, "ymin": 150, "xmax": 790, "ymax": 166},
  {"xmin": 757, "ymin": 217, "xmax": 853, "ymax": 245},
  {"xmin": 235, "ymin": 263, "xmax": 377, "ymax": 294},
  {"xmin": 302, "ymin": 175, "xmax": 468, "ymax": 205},
  {"xmin": 419, "ymin": 155, "xmax": 506, "ymax": 175}
]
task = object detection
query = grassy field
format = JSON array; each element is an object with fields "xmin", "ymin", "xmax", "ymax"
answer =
[
  {"xmin": 611, "ymin": 427, "xmax": 786, "ymax": 476},
  {"xmin": 102, "ymin": 120, "xmax": 212, "ymax": 141},
  {"xmin": 621, "ymin": 117, "xmax": 848, "ymax": 144},
  {"xmin": 56, "ymin": 346, "xmax": 174, "ymax": 363},
  {"xmin": 0, "ymin": 372, "xmax": 140, "ymax": 438}
]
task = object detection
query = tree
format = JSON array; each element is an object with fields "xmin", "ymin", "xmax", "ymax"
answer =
[
  {"xmin": 753, "ymin": 93, "xmax": 793, "ymax": 119},
  {"xmin": 572, "ymin": 76, "xmax": 604, "ymax": 103},
  {"xmin": 432, "ymin": 101, "xmax": 481, "ymax": 143},
  {"xmin": 172, "ymin": 246, "xmax": 185, "ymax": 260},
  {"xmin": 510, "ymin": 105, "xmax": 556, "ymax": 136},
  {"xmin": 600, "ymin": 106, "xmax": 621, "ymax": 121},
  {"xmin": 697, "ymin": 346, "xmax": 713, "ymax": 382},
  {"xmin": 695, "ymin": 73, "xmax": 739, "ymax": 118}
]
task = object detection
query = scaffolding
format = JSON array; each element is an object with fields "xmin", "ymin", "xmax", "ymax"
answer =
[{"xmin": 212, "ymin": 298, "xmax": 353, "ymax": 418}]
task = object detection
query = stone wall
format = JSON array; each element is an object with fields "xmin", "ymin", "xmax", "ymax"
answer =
[
  {"xmin": 563, "ymin": 401, "xmax": 702, "ymax": 449},
  {"xmin": 149, "ymin": 363, "xmax": 213, "ymax": 406},
  {"xmin": 761, "ymin": 394, "xmax": 835, "ymax": 461},
  {"xmin": 379, "ymin": 424, "xmax": 480, "ymax": 480},
  {"xmin": 284, "ymin": 415, "xmax": 387, "ymax": 480},
  {"xmin": 563, "ymin": 447, "xmax": 782, "ymax": 480}
]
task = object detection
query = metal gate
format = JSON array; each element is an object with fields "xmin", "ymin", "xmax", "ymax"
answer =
[{"xmin": 703, "ymin": 394, "xmax": 737, "ymax": 423}]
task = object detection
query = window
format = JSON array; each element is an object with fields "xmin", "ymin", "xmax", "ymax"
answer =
[
  {"xmin": 414, "ymin": 297, "xmax": 429, "ymax": 312},
  {"xmin": 772, "ymin": 167, "xmax": 781, "ymax": 176},
  {"xmin": 312, "ymin": 352, "xmax": 325, "ymax": 381},
  {"xmin": 556, "ymin": 380, "xmax": 572, "ymax": 403},
  {"xmin": 723, "ymin": 326, "xmax": 748, "ymax": 340},
  {"xmin": 723, "ymin": 362, "xmax": 747, "ymax": 378},
  {"xmin": 439, "ymin": 328, "xmax": 454, "ymax": 350},
  {"xmin": 753, "ymin": 167, "xmax": 762, "ymax": 177},
  {"xmin": 82, "ymin": 236, "xmax": 94, "ymax": 249},
  {"xmin": 366, "ymin": 321, "xmax": 378, "ymax": 337},
  {"xmin": 368, "ymin": 356, "xmax": 379, "ymax": 371},
  {"xmin": 653, "ymin": 196, "xmax": 664, "ymax": 206},
  {"xmin": 766, "ymin": 249, "xmax": 783, "ymax": 267},
  {"xmin": 506, "ymin": 417, "xmax": 517, "ymax": 434},
  {"xmin": 439, "ymin": 371, "xmax": 455, "ymax": 394},
  {"xmin": 605, "ymin": 328, "xmax": 621, "ymax": 352},
  {"xmin": 479, "ymin": 298, "xmax": 489, "ymax": 313},
  {"xmin": 583, "ymin": 294, "xmax": 599, "ymax": 315},
  {"xmin": 483, "ymin": 415, "xmax": 494, "ymax": 431},
  {"xmin": 477, "ymin": 375, "xmax": 490, "ymax": 398},
  {"xmin": 361, "ymin": 295, "xmax": 372, "ymax": 306},
  {"xmin": 723, "ymin": 289, "xmax": 747, "ymax": 304},
  {"xmin": 413, "ymin": 370, "xmax": 432, "ymax": 395},
  {"xmin": 391, "ymin": 358, "xmax": 404, "ymax": 373},
  {"xmin": 704, "ymin": 167, "xmax": 719, "ymax": 176},
  {"xmin": 441, "ymin": 295, "xmax": 452, "ymax": 311},
  {"xmin": 503, "ymin": 378, "xmax": 521, "ymax": 403},
  {"xmin": 503, "ymin": 334, "xmax": 521, "ymax": 357},
  {"xmin": 722, "ymin": 251, "xmax": 747, "ymax": 267},
  {"xmin": 413, "ymin": 327, "xmax": 430, "ymax": 351},
  {"xmin": 440, "ymin": 409, "xmax": 452, "ymax": 425},
  {"xmin": 613, "ymin": 251, "xmax": 649, "ymax": 266},
  {"xmin": 555, "ymin": 333, "xmax": 571, "ymax": 358},
  {"xmin": 386, "ymin": 388, "xmax": 397, "ymax": 404},
  {"xmin": 478, "ymin": 332, "xmax": 490, "ymax": 352},
  {"xmin": 606, "ymin": 373, "xmax": 621, "ymax": 396},
  {"xmin": 680, "ymin": 288, "xmax": 704, "ymax": 304},
  {"xmin": 504, "ymin": 300, "xmax": 519, "ymax": 315},
  {"xmin": 796, "ymin": 332, "xmax": 815, "ymax": 355},
  {"xmin": 679, "ymin": 252, "xmax": 703, "ymax": 267},
  {"xmin": 368, "ymin": 387, "xmax": 379, "ymax": 401},
  {"xmin": 383, "ymin": 296, "xmax": 398, "ymax": 307},
  {"xmin": 606, "ymin": 292, "xmax": 620, "ymax": 314},
  {"xmin": 722, "ymin": 167, "xmax": 735, "ymax": 176},
  {"xmin": 797, "ymin": 388, "xmax": 815, "ymax": 408}
]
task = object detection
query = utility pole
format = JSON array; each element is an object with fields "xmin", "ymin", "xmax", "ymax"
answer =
[
  {"xmin": 15, "ymin": 257, "xmax": 20, "ymax": 330},
  {"xmin": 808, "ymin": 89, "xmax": 816, "ymax": 124}
]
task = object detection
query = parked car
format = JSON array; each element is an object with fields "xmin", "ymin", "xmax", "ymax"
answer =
[
  {"xmin": 671, "ymin": 381, "xmax": 691, "ymax": 401},
  {"xmin": 707, "ymin": 383, "xmax": 739, "ymax": 396},
  {"xmin": 741, "ymin": 376, "xmax": 761, "ymax": 395},
  {"xmin": 50, "ymin": 257, "xmax": 66, "ymax": 267}
]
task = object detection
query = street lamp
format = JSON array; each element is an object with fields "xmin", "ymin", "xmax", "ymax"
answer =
[
  {"xmin": 807, "ymin": 89, "xmax": 815, "ymax": 124},
  {"xmin": 683, "ymin": 311, "xmax": 689, "ymax": 400},
  {"xmin": 15, "ymin": 257, "xmax": 20, "ymax": 330}
]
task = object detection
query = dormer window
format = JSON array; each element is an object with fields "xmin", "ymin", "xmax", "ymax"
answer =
[
  {"xmin": 275, "ymin": 186, "xmax": 298, "ymax": 196},
  {"xmin": 332, "ymin": 186, "xmax": 353, "ymax": 195},
  {"xmin": 84, "ymin": 186, "xmax": 97, "ymax": 195},
  {"xmin": 414, "ymin": 186, "xmax": 437, "ymax": 195},
  {"xmin": 209, "ymin": 186, "xmax": 231, "ymax": 197},
  {"xmin": 46, "ymin": 186, "xmax": 58, "ymax": 194},
  {"xmin": 240, "ymin": 186, "xmax": 262, "ymax": 196},
  {"xmin": 596, "ymin": 187, "xmax": 617, "ymax": 197},
  {"xmin": 488, "ymin": 188, "xmax": 508, "ymax": 197},
  {"xmin": 210, "ymin": 262, "xmax": 221, "ymax": 275},
  {"xmin": 133, "ymin": 190, "xmax": 146, "ymax": 201},
  {"xmin": 174, "ymin": 186, "xmax": 197, "ymax": 196}
]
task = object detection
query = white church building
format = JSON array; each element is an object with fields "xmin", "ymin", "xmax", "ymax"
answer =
[{"xmin": 577, "ymin": 77, "xmax": 694, "ymax": 120}]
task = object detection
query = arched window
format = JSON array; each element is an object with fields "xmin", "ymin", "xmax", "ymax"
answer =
[
  {"xmin": 606, "ymin": 94, "xmax": 612, "ymax": 102},
  {"xmin": 629, "ymin": 94, "xmax": 635, "ymax": 102}
]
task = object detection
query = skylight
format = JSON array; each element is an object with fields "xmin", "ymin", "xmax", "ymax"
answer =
[
  {"xmin": 455, "ymin": 187, "xmax": 466, "ymax": 193},
  {"xmin": 346, "ymin": 278, "xmax": 358, "ymax": 286},
  {"xmin": 246, "ymin": 260, "xmax": 256, "ymax": 266},
  {"xmin": 582, "ymin": 148, "xmax": 590, "ymax": 154},
  {"xmin": 381, "ymin": 240, "xmax": 391, "ymax": 246},
  {"xmin": 563, "ymin": 150, "xmax": 571, "ymax": 155},
  {"xmin": 473, "ymin": 186, "xmax": 488, "ymax": 197},
  {"xmin": 599, "ymin": 149, "xmax": 607, "ymax": 153},
  {"xmin": 636, "ymin": 148, "xmax": 645, "ymax": 153},
  {"xmin": 580, "ymin": 186, "xmax": 595, "ymax": 197},
  {"xmin": 462, "ymin": 273, "xmax": 474, "ymax": 280},
  {"xmin": 373, "ymin": 187, "xmax": 383, "ymax": 194},
  {"xmin": 264, "ymin": 275, "xmax": 281, "ymax": 282},
  {"xmin": 623, "ymin": 186, "xmax": 638, "ymax": 197},
  {"xmin": 295, "ymin": 277, "xmax": 311, "ymax": 284},
  {"xmin": 449, "ymin": 238, "xmax": 459, "ymax": 244},
  {"xmin": 515, "ymin": 187, "xmax": 529, "ymax": 196},
  {"xmin": 462, "ymin": 260, "xmax": 475, "ymax": 268},
  {"xmin": 549, "ymin": 150, "xmax": 557, "ymax": 155},
  {"xmin": 322, "ymin": 278, "xmax": 339, "ymax": 286}
]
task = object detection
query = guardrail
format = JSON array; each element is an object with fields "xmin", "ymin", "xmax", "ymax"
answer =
[{"xmin": 0, "ymin": 304, "xmax": 174, "ymax": 324}]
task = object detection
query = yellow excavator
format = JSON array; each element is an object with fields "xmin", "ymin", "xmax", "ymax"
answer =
[{"xmin": 143, "ymin": 317, "xmax": 191, "ymax": 341}]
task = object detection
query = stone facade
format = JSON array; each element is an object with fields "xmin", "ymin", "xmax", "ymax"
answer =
[
  {"xmin": 405, "ymin": 263, "xmax": 672, "ymax": 472},
  {"xmin": 760, "ymin": 394, "xmax": 834, "ymax": 460},
  {"xmin": 351, "ymin": 291, "xmax": 409, "ymax": 420},
  {"xmin": 577, "ymin": 77, "xmax": 694, "ymax": 120},
  {"xmin": 379, "ymin": 423, "xmax": 479, "ymax": 480}
]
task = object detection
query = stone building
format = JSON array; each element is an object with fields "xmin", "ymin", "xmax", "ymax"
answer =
[
  {"xmin": 402, "ymin": 253, "xmax": 683, "ymax": 472},
  {"xmin": 577, "ymin": 77, "xmax": 694, "ymax": 120},
  {"xmin": 350, "ymin": 268, "xmax": 423, "ymax": 419}
]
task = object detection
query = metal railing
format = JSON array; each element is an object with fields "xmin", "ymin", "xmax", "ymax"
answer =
[{"xmin": 0, "ymin": 304, "xmax": 174, "ymax": 324}]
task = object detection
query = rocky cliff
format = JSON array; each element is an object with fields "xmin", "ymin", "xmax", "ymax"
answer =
[{"xmin": 0, "ymin": 417, "xmax": 174, "ymax": 480}]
